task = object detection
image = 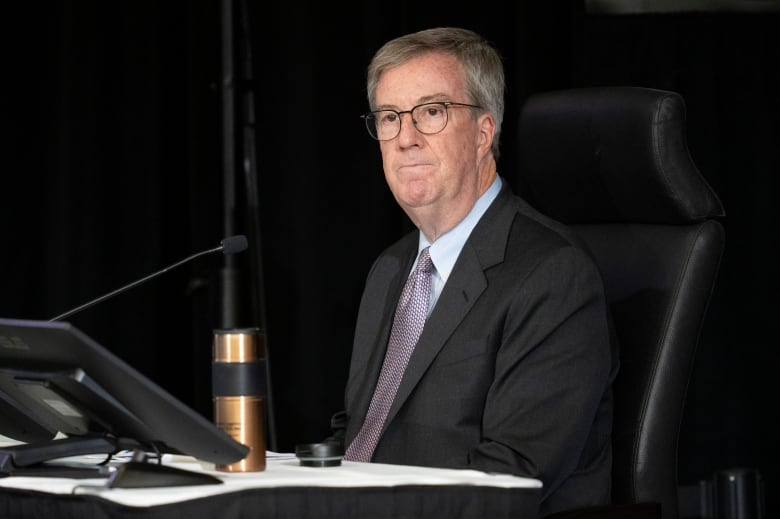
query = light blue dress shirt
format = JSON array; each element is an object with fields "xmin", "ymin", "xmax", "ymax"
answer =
[{"xmin": 411, "ymin": 175, "xmax": 503, "ymax": 315}]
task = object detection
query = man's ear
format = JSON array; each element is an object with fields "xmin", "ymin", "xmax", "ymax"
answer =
[{"xmin": 477, "ymin": 113, "xmax": 496, "ymax": 156}]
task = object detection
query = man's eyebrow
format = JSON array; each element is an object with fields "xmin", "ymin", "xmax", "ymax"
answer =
[{"xmin": 375, "ymin": 94, "xmax": 452, "ymax": 111}]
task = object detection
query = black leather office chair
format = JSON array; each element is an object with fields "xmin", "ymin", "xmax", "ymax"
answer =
[{"xmin": 516, "ymin": 87, "xmax": 725, "ymax": 519}]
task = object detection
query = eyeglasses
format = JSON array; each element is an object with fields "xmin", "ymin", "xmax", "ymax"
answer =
[{"xmin": 361, "ymin": 101, "xmax": 482, "ymax": 141}]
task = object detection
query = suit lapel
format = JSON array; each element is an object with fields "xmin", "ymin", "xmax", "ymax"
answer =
[
  {"xmin": 384, "ymin": 245, "xmax": 487, "ymax": 423},
  {"xmin": 382, "ymin": 186, "xmax": 519, "ymax": 430}
]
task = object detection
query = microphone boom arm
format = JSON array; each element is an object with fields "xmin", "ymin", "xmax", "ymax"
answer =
[{"xmin": 49, "ymin": 237, "xmax": 246, "ymax": 322}]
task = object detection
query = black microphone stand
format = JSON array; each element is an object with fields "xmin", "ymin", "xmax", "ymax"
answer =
[
  {"xmin": 220, "ymin": 0, "xmax": 240, "ymax": 327},
  {"xmin": 220, "ymin": 0, "xmax": 276, "ymax": 451}
]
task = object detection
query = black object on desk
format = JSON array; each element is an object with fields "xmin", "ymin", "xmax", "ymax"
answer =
[
  {"xmin": 295, "ymin": 442, "xmax": 344, "ymax": 467},
  {"xmin": 107, "ymin": 451, "xmax": 222, "ymax": 488},
  {"xmin": 0, "ymin": 318, "xmax": 249, "ymax": 478},
  {"xmin": 0, "ymin": 435, "xmax": 121, "ymax": 478}
]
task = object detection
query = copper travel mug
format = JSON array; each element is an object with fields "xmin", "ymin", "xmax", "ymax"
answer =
[{"xmin": 212, "ymin": 328, "xmax": 267, "ymax": 472}]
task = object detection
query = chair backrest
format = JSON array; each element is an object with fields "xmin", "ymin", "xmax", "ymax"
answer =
[{"xmin": 517, "ymin": 87, "xmax": 725, "ymax": 519}]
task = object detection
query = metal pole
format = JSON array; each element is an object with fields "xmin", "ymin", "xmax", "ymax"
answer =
[
  {"xmin": 220, "ymin": 0, "xmax": 240, "ymax": 328},
  {"xmin": 236, "ymin": 0, "xmax": 276, "ymax": 452}
]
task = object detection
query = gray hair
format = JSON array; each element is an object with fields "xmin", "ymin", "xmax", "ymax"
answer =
[{"xmin": 366, "ymin": 27, "xmax": 505, "ymax": 158}]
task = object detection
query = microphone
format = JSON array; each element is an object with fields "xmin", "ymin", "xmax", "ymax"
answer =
[{"xmin": 49, "ymin": 235, "xmax": 249, "ymax": 322}]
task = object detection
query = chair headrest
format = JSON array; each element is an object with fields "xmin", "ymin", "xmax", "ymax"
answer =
[{"xmin": 517, "ymin": 87, "xmax": 725, "ymax": 224}]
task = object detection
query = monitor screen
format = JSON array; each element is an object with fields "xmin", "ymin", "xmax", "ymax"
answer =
[{"xmin": 0, "ymin": 318, "xmax": 248, "ymax": 466}]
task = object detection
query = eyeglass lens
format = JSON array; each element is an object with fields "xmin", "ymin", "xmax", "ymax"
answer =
[{"xmin": 366, "ymin": 103, "xmax": 450, "ymax": 140}]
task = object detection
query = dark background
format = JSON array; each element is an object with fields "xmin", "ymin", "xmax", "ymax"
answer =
[{"xmin": 2, "ymin": 1, "xmax": 777, "ymax": 515}]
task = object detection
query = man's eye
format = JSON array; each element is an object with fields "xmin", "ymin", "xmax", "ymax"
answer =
[{"xmin": 380, "ymin": 112, "xmax": 398, "ymax": 124}]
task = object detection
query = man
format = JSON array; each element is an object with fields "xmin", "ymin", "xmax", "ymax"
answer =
[{"xmin": 330, "ymin": 27, "xmax": 617, "ymax": 516}]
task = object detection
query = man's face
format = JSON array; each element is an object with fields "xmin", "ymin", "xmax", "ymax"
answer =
[{"xmin": 374, "ymin": 51, "xmax": 490, "ymax": 226}]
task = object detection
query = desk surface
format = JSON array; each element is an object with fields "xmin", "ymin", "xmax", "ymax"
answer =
[{"xmin": 0, "ymin": 452, "xmax": 542, "ymax": 518}]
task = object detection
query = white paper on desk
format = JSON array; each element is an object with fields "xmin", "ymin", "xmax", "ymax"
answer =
[
  {"xmin": 0, "ymin": 454, "xmax": 541, "ymax": 508},
  {"xmin": 265, "ymin": 451, "xmax": 297, "ymax": 460}
]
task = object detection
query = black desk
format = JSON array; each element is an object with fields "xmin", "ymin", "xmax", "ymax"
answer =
[{"xmin": 0, "ymin": 454, "xmax": 541, "ymax": 518}]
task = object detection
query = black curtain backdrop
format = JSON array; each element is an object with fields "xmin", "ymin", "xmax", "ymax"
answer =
[{"xmin": 2, "ymin": 1, "xmax": 777, "ymax": 514}]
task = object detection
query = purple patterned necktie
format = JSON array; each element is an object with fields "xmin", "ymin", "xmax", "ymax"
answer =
[{"xmin": 344, "ymin": 247, "xmax": 434, "ymax": 462}]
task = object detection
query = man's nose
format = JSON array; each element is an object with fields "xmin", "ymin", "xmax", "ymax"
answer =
[{"xmin": 397, "ymin": 111, "xmax": 421, "ymax": 144}]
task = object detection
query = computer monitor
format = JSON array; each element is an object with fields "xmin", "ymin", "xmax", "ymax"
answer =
[{"xmin": 0, "ymin": 317, "xmax": 248, "ymax": 474}]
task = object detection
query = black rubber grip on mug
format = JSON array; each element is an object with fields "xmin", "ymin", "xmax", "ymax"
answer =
[{"xmin": 212, "ymin": 361, "xmax": 266, "ymax": 396}]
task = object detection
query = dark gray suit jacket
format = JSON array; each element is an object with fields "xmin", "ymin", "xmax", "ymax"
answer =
[{"xmin": 336, "ymin": 184, "xmax": 618, "ymax": 516}]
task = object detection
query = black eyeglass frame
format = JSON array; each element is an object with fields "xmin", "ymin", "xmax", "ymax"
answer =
[{"xmin": 361, "ymin": 101, "xmax": 483, "ymax": 141}]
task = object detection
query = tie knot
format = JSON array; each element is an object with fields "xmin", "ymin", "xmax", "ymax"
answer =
[{"xmin": 416, "ymin": 247, "xmax": 433, "ymax": 275}]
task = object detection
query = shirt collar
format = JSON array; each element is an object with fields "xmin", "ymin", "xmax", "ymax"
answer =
[{"xmin": 417, "ymin": 175, "xmax": 503, "ymax": 281}]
